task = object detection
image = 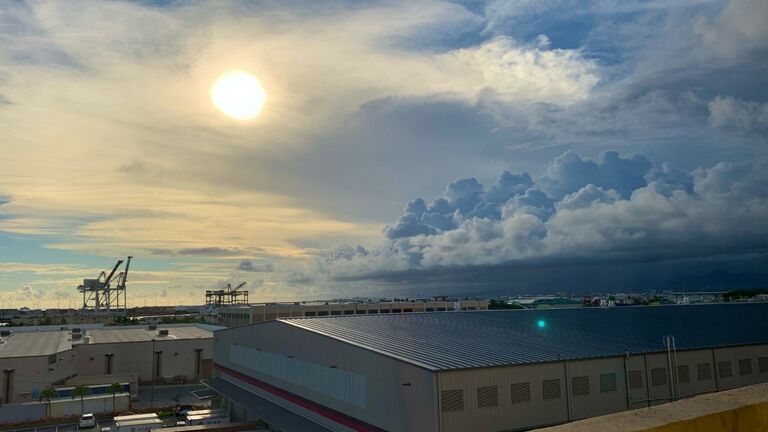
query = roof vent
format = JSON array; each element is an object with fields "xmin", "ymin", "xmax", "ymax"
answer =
[
  {"xmin": 158, "ymin": 329, "xmax": 169, "ymax": 337},
  {"xmin": 148, "ymin": 325, "xmax": 157, "ymax": 330}
]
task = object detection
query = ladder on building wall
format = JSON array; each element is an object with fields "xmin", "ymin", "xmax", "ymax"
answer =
[{"xmin": 664, "ymin": 335, "xmax": 680, "ymax": 400}]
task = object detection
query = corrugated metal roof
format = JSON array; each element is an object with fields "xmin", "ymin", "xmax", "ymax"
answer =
[{"xmin": 280, "ymin": 304, "xmax": 768, "ymax": 371}]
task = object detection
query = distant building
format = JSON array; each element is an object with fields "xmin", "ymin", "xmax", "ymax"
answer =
[
  {"xmin": 0, "ymin": 324, "xmax": 217, "ymax": 405},
  {"xmin": 205, "ymin": 304, "xmax": 768, "ymax": 432},
  {"xmin": 218, "ymin": 299, "xmax": 489, "ymax": 327}
]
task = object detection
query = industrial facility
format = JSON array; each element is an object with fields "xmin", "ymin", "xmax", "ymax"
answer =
[
  {"xmin": 206, "ymin": 303, "xmax": 768, "ymax": 432},
  {"xmin": 218, "ymin": 299, "xmax": 489, "ymax": 327},
  {"xmin": 0, "ymin": 324, "xmax": 216, "ymax": 407}
]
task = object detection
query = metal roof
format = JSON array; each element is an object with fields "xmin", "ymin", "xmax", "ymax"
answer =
[
  {"xmin": 0, "ymin": 331, "xmax": 72, "ymax": 358},
  {"xmin": 86, "ymin": 326, "xmax": 212, "ymax": 344},
  {"xmin": 280, "ymin": 304, "xmax": 768, "ymax": 371}
]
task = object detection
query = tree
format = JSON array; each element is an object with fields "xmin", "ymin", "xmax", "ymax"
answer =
[
  {"xmin": 39, "ymin": 387, "xmax": 57, "ymax": 417},
  {"xmin": 107, "ymin": 383, "xmax": 123, "ymax": 413},
  {"xmin": 71, "ymin": 385, "xmax": 90, "ymax": 415}
]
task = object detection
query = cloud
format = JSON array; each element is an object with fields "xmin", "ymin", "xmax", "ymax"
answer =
[
  {"xmin": 237, "ymin": 260, "xmax": 274, "ymax": 272},
  {"xmin": 324, "ymin": 150, "xmax": 768, "ymax": 281},
  {"xmin": 151, "ymin": 247, "xmax": 256, "ymax": 257},
  {"xmin": 708, "ymin": 96, "xmax": 768, "ymax": 130}
]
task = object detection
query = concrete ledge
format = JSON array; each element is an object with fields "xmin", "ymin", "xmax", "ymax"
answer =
[{"xmin": 535, "ymin": 383, "xmax": 768, "ymax": 432}]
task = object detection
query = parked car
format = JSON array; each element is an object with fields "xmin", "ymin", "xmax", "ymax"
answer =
[
  {"xmin": 79, "ymin": 413, "xmax": 96, "ymax": 429},
  {"xmin": 174, "ymin": 404, "xmax": 194, "ymax": 417}
]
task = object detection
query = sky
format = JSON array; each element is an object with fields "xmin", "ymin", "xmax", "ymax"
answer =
[{"xmin": 0, "ymin": 0, "xmax": 766, "ymax": 308}]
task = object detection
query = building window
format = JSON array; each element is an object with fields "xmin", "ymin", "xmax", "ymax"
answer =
[
  {"xmin": 392, "ymin": 309, "xmax": 401, "ymax": 313},
  {"xmin": 600, "ymin": 373, "xmax": 617, "ymax": 393},
  {"xmin": 572, "ymin": 376, "xmax": 590, "ymax": 396},
  {"xmin": 677, "ymin": 365, "xmax": 690, "ymax": 383},
  {"xmin": 738, "ymin": 359, "xmax": 752, "ymax": 376},
  {"xmin": 318, "ymin": 311, "xmax": 329, "ymax": 316},
  {"xmin": 651, "ymin": 368, "xmax": 667, "ymax": 386},
  {"xmin": 696, "ymin": 363, "xmax": 711, "ymax": 381},
  {"xmin": 759, "ymin": 357, "xmax": 768, "ymax": 374},
  {"xmin": 330, "ymin": 311, "xmax": 341, "ymax": 316},
  {"xmin": 628, "ymin": 370, "xmax": 643, "ymax": 389},
  {"xmin": 718, "ymin": 361, "xmax": 732, "ymax": 378},
  {"xmin": 304, "ymin": 312, "xmax": 316, "ymax": 317},
  {"xmin": 380, "ymin": 309, "xmax": 390, "ymax": 313},
  {"xmin": 542, "ymin": 379, "xmax": 561, "ymax": 400},
  {"xmin": 48, "ymin": 354, "xmax": 57, "ymax": 365},
  {"xmin": 477, "ymin": 386, "xmax": 498, "ymax": 408},
  {"xmin": 343, "ymin": 310, "xmax": 354, "ymax": 315},
  {"xmin": 441, "ymin": 390, "xmax": 464, "ymax": 412},
  {"xmin": 510, "ymin": 382, "xmax": 531, "ymax": 404}
]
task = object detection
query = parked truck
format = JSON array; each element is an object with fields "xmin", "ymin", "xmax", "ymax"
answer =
[
  {"xmin": 184, "ymin": 408, "xmax": 230, "ymax": 426},
  {"xmin": 113, "ymin": 413, "xmax": 163, "ymax": 431}
]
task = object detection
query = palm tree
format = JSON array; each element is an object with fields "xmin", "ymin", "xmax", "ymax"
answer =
[
  {"xmin": 71, "ymin": 385, "xmax": 90, "ymax": 415},
  {"xmin": 39, "ymin": 387, "xmax": 57, "ymax": 417},
  {"xmin": 107, "ymin": 383, "xmax": 123, "ymax": 413}
]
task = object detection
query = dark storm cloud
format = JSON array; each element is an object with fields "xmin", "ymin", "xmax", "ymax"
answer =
[
  {"xmin": 323, "ymin": 150, "xmax": 768, "ymax": 293},
  {"xmin": 237, "ymin": 260, "xmax": 274, "ymax": 272}
]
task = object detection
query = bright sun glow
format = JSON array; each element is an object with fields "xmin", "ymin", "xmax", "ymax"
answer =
[{"xmin": 210, "ymin": 70, "xmax": 266, "ymax": 120}]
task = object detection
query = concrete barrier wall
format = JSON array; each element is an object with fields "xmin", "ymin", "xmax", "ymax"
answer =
[
  {"xmin": 0, "ymin": 403, "xmax": 44, "ymax": 423},
  {"xmin": 535, "ymin": 382, "xmax": 768, "ymax": 432},
  {"xmin": 641, "ymin": 402, "xmax": 767, "ymax": 432}
]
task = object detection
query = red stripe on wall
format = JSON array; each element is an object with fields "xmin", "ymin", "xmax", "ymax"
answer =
[{"xmin": 214, "ymin": 363, "xmax": 387, "ymax": 432}]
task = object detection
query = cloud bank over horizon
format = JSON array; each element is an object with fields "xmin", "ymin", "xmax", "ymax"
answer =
[{"xmin": 323, "ymin": 150, "xmax": 768, "ymax": 291}]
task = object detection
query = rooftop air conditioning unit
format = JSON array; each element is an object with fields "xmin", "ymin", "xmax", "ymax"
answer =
[
  {"xmin": 158, "ymin": 329, "xmax": 169, "ymax": 337},
  {"xmin": 72, "ymin": 328, "xmax": 81, "ymax": 333}
]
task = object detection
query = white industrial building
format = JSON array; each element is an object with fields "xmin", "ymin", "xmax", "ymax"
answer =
[
  {"xmin": 218, "ymin": 299, "xmax": 489, "ymax": 327},
  {"xmin": 205, "ymin": 304, "xmax": 768, "ymax": 432},
  {"xmin": 0, "ymin": 324, "xmax": 216, "ymax": 406}
]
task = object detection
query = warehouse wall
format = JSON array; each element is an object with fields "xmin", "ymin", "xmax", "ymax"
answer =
[
  {"xmin": 437, "ymin": 362, "xmax": 569, "ymax": 432},
  {"xmin": 0, "ymin": 349, "xmax": 76, "ymax": 404},
  {"xmin": 437, "ymin": 345, "xmax": 768, "ymax": 432},
  {"xmin": 214, "ymin": 321, "xmax": 438, "ymax": 432},
  {"xmin": 75, "ymin": 338, "xmax": 212, "ymax": 383}
]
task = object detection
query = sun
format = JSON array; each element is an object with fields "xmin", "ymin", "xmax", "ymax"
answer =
[{"xmin": 210, "ymin": 70, "xmax": 266, "ymax": 120}]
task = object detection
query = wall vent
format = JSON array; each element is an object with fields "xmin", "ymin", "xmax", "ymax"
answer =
[
  {"xmin": 759, "ymin": 357, "xmax": 768, "ymax": 374},
  {"xmin": 542, "ymin": 379, "xmax": 561, "ymax": 400},
  {"xmin": 477, "ymin": 386, "xmax": 498, "ymax": 408},
  {"xmin": 441, "ymin": 389, "xmax": 464, "ymax": 412},
  {"xmin": 677, "ymin": 365, "xmax": 690, "ymax": 383},
  {"xmin": 738, "ymin": 359, "xmax": 752, "ymax": 376},
  {"xmin": 510, "ymin": 382, "xmax": 531, "ymax": 404},
  {"xmin": 651, "ymin": 367, "xmax": 667, "ymax": 386},
  {"xmin": 697, "ymin": 363, "xmax": 712, "ymax": 381},
  {"xmin": 718, "ymin": 361, "xmax": 732, "ymax": 378},
  {"xmin": 572, "ymin": 376, "xmax": 590, "ymax": 396},
  {"xmin": 628, "ymin": 370, "xmax": 643, "ymax": 389},
  {"xmin": 600, "ymin": 373, "xmax": 617, "ymax": 393}
]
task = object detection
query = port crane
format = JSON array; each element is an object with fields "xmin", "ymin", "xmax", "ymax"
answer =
[{"xmin": 78, "ymin": 256, "xmax": 132, "ymax": 313}]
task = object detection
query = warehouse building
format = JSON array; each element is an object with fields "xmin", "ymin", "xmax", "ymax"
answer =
[
  {"xmin": 218, "ymin": 299, "xmax": 488, "ymax": 327},
  {"xmin": 206, "ymin": 303, "xmax": 768, "ymax": 432},
  {"xmin": 0, "ymin": 324, "xmax": 216, "ymax": 404}
]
